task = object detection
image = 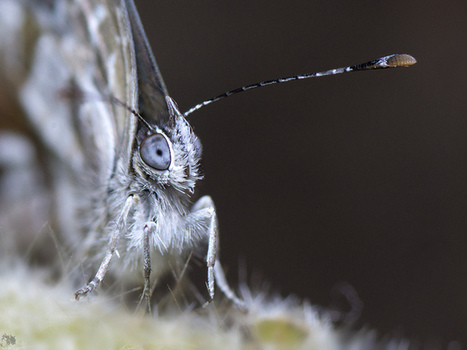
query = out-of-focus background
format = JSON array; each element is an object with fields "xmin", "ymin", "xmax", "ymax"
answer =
[{"xmin": 134, "ymin": 0, "xmax": 467, "ymax": 346}]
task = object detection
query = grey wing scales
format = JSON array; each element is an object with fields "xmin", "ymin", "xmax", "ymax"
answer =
[
  {"xmin": 0, "ymin": 0, "xmax": 138, "ymax": 246},
  {"xmin": 124, "ymin": 0, "xmax": 172, "ymax": 129},
  {"xmin": 1, "ymin": 0, "xmax": 137, "ymax": 178}
]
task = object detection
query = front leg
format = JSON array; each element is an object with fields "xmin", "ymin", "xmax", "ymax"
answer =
[
  {"xmin": 74, "ymin": 194, "xmax": 138, "ymax": 299},
  {"xmin": 139, "ymin": 221, "xmax": 155, "ymax": 313},
  {"xmin": 191, "ymin": 196, "xmax": 245, "ymax": 308}
]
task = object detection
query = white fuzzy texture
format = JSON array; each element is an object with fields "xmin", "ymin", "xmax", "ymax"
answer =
[{"xmin": 0, "ymin": 261, "xmax": 415, "ymax": 350}]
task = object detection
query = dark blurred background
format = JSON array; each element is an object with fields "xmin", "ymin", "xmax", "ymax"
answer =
[{"xmin": 135, "ymin": 1, "xmax": 466, "ymax": 346}]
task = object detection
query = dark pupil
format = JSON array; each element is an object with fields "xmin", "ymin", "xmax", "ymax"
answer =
[{"xmin": 140, "ymin": 133, "xmax": 171, "ymax": 170}]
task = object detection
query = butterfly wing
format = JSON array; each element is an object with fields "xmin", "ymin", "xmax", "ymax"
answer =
[
  {"xmin": 124, "ymin": 0, "xmax": 172, "ymax": 129},
  {"xmin": 0, "ymin": 0, "xmax": 144, "ymax": 245}
]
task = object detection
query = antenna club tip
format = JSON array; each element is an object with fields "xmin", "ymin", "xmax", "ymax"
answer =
[{"xmin": 387, "ymin": 54, "xmax": 417, "ymax": 67}]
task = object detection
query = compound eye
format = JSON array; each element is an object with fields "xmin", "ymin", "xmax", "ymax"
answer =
[{"xmin": 140, "ymin": 134, "xmax": 171, "ymax": 170}]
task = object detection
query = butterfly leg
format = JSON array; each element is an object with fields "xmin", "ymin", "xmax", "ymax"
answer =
[
  {"xmin": 191, "ymin": 196, "xmax": 246, "ymax": 308},
  {"xmin": 141, "ymin": 222, "xmax": 155, "ymax": 312},
  {"xmin": 74, "ymin": 194, "xmax": 137, "ymax": 300}
]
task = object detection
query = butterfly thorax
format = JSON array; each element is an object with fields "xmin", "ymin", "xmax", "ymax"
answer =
[{"xmin": 93, "ymin": 111, "xmax": 206, "ymax": 265}]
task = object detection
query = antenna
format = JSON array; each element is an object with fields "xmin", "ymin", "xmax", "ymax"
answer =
[
  {"xmin": 183, "ymin": 53, "xmax": 416, "ymax": 117},
  {"xmin": 59, "ymin": 84, "xmax": 155, "ymax": 132}
]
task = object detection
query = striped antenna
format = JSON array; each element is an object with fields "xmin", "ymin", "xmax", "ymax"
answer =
[{"xmin": 183, "ymin": 53, "xmax": 416, "ymax": 117}]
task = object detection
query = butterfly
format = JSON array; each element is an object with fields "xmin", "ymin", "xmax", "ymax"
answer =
[
  {"xmin": 0, "ymin": 0, "xmax": 243, "ymax": 309},
  {"xmin": 0, "ymin": 0, "xmax": 415, "ymax": 310}
]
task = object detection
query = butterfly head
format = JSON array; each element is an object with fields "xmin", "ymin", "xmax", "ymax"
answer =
[{"xmin": 133, "ymin": 97, "xmax": 202, "ymax": 194}]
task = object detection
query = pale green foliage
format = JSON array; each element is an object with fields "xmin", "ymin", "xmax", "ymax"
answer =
[{"xmin": 0, "ymin": 262, "xmax": 412, "ymax": 350}]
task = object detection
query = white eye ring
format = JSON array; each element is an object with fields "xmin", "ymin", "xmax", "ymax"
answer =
[{"xmin": 139, "ymin": 133, "xmax": 172, "ymax": 170}]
